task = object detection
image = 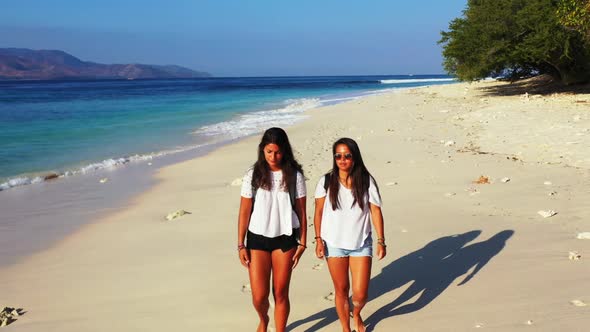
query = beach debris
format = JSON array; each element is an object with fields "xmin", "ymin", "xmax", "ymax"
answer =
[
  {"xmin": 231, "ymin": 178, "xmax": 243, "ymax": 186},
  {"xmin": 465, "ymin": 187, "xmax": 480, "ymax": 196},
  {"xmin": 386, "ymin": 181, "xmax": 398, "ymax": 186},
  {"xmin": 99, "ymin": 178, "xmax": 108, "ymax": 183},
  {"xmin": 500, "ymin": 177, "xmax": 510, "ymax": 183},
  {"xmin": 0, "ymin": 307, "xmax": 23, "ymax": 327},
  {"xmin": 576, "ymin": 232, "xmax": 590, "ymax": 240},
  {"xmin": 570, "ymin": 299, "xmax": 587, "ymax": 307},
  {"xmin": 543, "ymin": 181, "xmax": 552, "ymax": 185},
  {"xmin": 241, "ymin": 283, "xmax": 251, "ymax": 293},
  {"xmin": 568, "ymin": 251, "xmax": 582, "ymax": 260},
  {"xmin": 525, "ymin": 320, "xmax": 534, "ymax": 325},
  {"xmin": 444, "ymin": 140, "xmax": 456, "ymax": 147},
  {"xmin": 439, "ymin": 109, "xmax": 450, "ymax": 113},
  {"xmin": 474, "ymin": 322, "xmax": 484, "ymax": 328},
  {"xmin": 548, "ymin": 191, "xmax": 558, "ymax": 196},
  {"xmin": 165, "ymin": 209, "xmax": 192, "ymax": 221},
  {"xmin": 44, "ymin": 173, "xmax": 59, "ymax": 181},
  {"xmin": 312, "ymin": 263, "xmax": 324, "ymax": 271},
  {"xmin": 444, "ymin": 192, "xmax": 456, "ymax": 197},
  {"xmin": 521, "ymin": 92, "xmax": 530, "ymax": 101},
  {"xmin": 473, "ymin": 176, "xmax": 490, "ymax": 184},
  {"xmin": 537, "ymin": 210, "xmax": 557, "ymax": 218},
  {"xmin": 324, "ymin": 292, "xmax": 335, "ymax": 302}
]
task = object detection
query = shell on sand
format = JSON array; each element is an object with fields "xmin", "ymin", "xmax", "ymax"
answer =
[
  {"xmin": 500, "ymin": 177, "xmax": 510, "ymax": 183},
  {"xmin": 165, "ymin": 209, "xmax": 192, "ymax": 221},
  {"xmin": 576, "ymin": 232, "xmax": 590, "ymax": 240},
  {"xmin": 231, "ymin": 178, "xmax": 243, "ymax": 186},
  {"xmin": 537, "ymin": 210, "xmax": 557, "ymax": 218},
  {"xmin": 241, "ymin": 284, "xmax": 252, "ymax": 293},
  {"xmin": 444, "ymin": 140, "xmax": 456, "ymax": 147},
  {"xmin": 324, "ymin": 292, "xmax": 335, "ymax": 302},
  {"xmin": 568, "ymin": 251, "xmax": 582, "ymax": 260},
  {"xmin": 570, "ymin": 299, "xmax": 587, "ymax": 307},
  {"xmin": 312, "ymin": 263, "xmax": 323, "ymax": 270}
]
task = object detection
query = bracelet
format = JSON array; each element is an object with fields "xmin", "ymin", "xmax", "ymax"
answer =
[
  {"xmin": 377, "ymin": 242, "xmax": 387, "ymax": 248},
  {"xmin": 314, "ymin": 236, "xmax": 322, "ymax": 239},
  {"xmin": 377, "ymin": 238, "xmax": 385, "ymax": 242},
  {"xmin": 298, "ymin": 243, "xmax": 307, "ymax": 248},
  {"xmin": 237, "ymin": 244, "xmax": 246, "ymax": 251}
]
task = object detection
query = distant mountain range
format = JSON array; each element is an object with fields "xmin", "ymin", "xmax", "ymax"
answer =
[{"xmin": 0, "ymin": 48, "xmax": 211, "ymax": 80}]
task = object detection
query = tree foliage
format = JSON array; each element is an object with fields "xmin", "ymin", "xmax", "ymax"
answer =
[
  {"xmin": 557, "ymin": 0, "xmax": 590, "ymax": 38},
  {"xmin": 439, "ymin": 0, "xmax": 590, "ymax": 85}
]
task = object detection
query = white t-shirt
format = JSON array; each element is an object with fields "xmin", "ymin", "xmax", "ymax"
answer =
[
  {"xmin": 241, "ymin": 168, "xmax": 306, "ymax": 237},
  {"xmin": 315, "ymin": 174, "xmax": 381, "ymax": 250}
]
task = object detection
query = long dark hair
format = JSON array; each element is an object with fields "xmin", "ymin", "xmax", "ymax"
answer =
[
  {"xmin": 252, "ymin": 127, "xmax": 303, "ymax": 192},
  {"xmin": 327, "ymin": 137, "xmax": 379, "ymax": 211}
]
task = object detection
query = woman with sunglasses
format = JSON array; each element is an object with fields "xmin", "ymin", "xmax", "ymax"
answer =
[
  {"xmin": 237, "ymin": 127, "xmax": 307, "ymax": 332},
  {"xmin": 313, "ymin": 137, "xmax": 386, "ymax": 332}
]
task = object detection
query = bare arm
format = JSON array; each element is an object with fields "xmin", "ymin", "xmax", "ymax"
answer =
[
  {"xmin": 237, "ymin": 196, "xmax": 253, "ymax": 267},
  {"xmin": 314, "ymin": 196, "xmax": 326, "ymax": 259},
  {"xmin": 369, "ymin": 203, "xmax": 386, "ymax": 260},
  {"xmin": 292, "ymin": 196, "xmax": 307, "ymax": 269}
]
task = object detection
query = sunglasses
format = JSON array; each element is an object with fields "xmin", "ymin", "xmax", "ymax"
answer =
[{"xmin": 334, "ymin": 153, "xmax": 353, "ymax": 161}]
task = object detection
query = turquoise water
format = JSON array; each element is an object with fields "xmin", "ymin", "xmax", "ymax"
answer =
[{"xmin": 0, "ymin": 75, "xmax": 456, "ymax": 189}]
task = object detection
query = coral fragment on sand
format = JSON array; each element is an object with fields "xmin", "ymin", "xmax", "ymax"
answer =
[
  {"xmin": 473, "ymin": 176, "xmax": 490, "ymax": 184},
  {"xmin": 165, "ymin": 209, "xmax": 192, "ymax": 221},
  {"xmin": 537, "ymin": 210, "xmax": 557, "ymax": 218}
]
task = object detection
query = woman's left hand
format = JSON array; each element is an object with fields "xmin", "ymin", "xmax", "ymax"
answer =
[
  {"xmin": 292, "ymin": 245, "xmax": 306, "ymax": 269},
  {"xmin": 376, "ymin": 243, "xmax": 387, "ymax": 260}
]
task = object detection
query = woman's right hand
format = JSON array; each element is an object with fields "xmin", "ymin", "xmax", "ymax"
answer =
[
  {"xmin": 238, "ymin": 248, "xmax": 250, "ymax": 268},
  {"xmin": 315, "ymin": 240, "xmax": 325, "ymax": 259}
]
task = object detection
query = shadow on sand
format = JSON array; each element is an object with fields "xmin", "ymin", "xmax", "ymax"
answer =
[
  {"xmin": 478, "ymin": 75, "xmax": 590, "ymax": 96},
  {"xmin": 287, "ymin": 230, "xmax": 514, "ymax": 331}
]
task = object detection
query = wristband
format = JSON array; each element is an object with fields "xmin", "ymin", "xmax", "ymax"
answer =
[
  {"xmin": 237, "ymin": 244, "xmax": 246, "ymax": 251},
  {"xmin": 298, "ymin": 243, "xmax": 307, "ymax": 248}
]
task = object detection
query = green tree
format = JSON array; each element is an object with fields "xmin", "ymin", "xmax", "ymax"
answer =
[
  {"xmin": 440, "ymin": 0, "xmax": 590, "ymax": 85},
  {"xmin": 557, "ymin": 0, "xmax": 590, "ymax": 39}
]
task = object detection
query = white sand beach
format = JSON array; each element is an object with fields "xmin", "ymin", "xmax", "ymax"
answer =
[{"xmin": 1, "ymin": 81, "xmax": 589, "ymax": 331}]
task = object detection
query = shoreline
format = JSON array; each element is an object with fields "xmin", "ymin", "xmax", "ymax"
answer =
[
  {"xmin": 1, "ymin": 80, "xmax": 589, "ymax": 331},
  {"xmin": 0, "ymin": 81, "xmax": 456, "ymax": 267}
]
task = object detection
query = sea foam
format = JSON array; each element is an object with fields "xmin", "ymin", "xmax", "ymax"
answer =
[
  {"xmin": 380, "ymin": 78, "xmax": 456, "ymax": 84},
  {"xmin": 194, "ymin": 97, "xmax": 321, "ymax": 139}
]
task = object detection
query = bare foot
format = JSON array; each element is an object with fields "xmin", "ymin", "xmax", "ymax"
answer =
[
  {"xmin": 257, "ymin": 314, "xmax": 269, "ymax": 332},
  {"xmin": 353, "ymin": 314, "xmax": 366, "ymax": 332}
]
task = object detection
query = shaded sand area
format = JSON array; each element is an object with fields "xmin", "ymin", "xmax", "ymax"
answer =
[{"xmin": 1, "ymin": 80, "xmax": 589, "ymax": 331}]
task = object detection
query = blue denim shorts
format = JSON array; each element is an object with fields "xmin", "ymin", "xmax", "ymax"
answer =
[{"xmin": 324, "ymin": 236, "xmax": 373, "ymax": 258}]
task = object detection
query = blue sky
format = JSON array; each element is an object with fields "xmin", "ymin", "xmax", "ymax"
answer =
[{"xmin": 0, "ymin": 0, "xmax": 467, "ymax": 76}]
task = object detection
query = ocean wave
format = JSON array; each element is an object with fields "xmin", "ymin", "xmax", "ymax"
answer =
[
  {"xmin": 0, "ymin": 146, "xmax": 204, "ymax": 192},
  {"xmin": 380, "ymin": 78, "xmax": 456, "ymax": 84},
  {"xmin": 194, "ymin": 97, "xmax": 321, "ymax": 139}
]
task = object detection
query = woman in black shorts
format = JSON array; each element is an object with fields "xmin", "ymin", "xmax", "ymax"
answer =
[{"xmin": 237, "ymin": 127, "xmax": 307, "ymax": 332}]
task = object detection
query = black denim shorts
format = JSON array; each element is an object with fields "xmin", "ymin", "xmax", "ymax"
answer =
[{"xmin": 246, "ymin": 228, "xmax": 300, "ymax": 252}]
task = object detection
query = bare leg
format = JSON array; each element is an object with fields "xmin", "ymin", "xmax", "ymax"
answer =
[
  {"xmin": 271, "ymin": 247, "xmax": 296, "ymax": 332},
  {"xmin": 327, "ymin": 257, "xmax": 352, "ymax": 332},
  {"xmin": 350, "ymin": 256, "xmax": 371, "ymax": 332},
  {"xmin": 249, "ymin": 250, "xmax": 272, "ymax": 332}
]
